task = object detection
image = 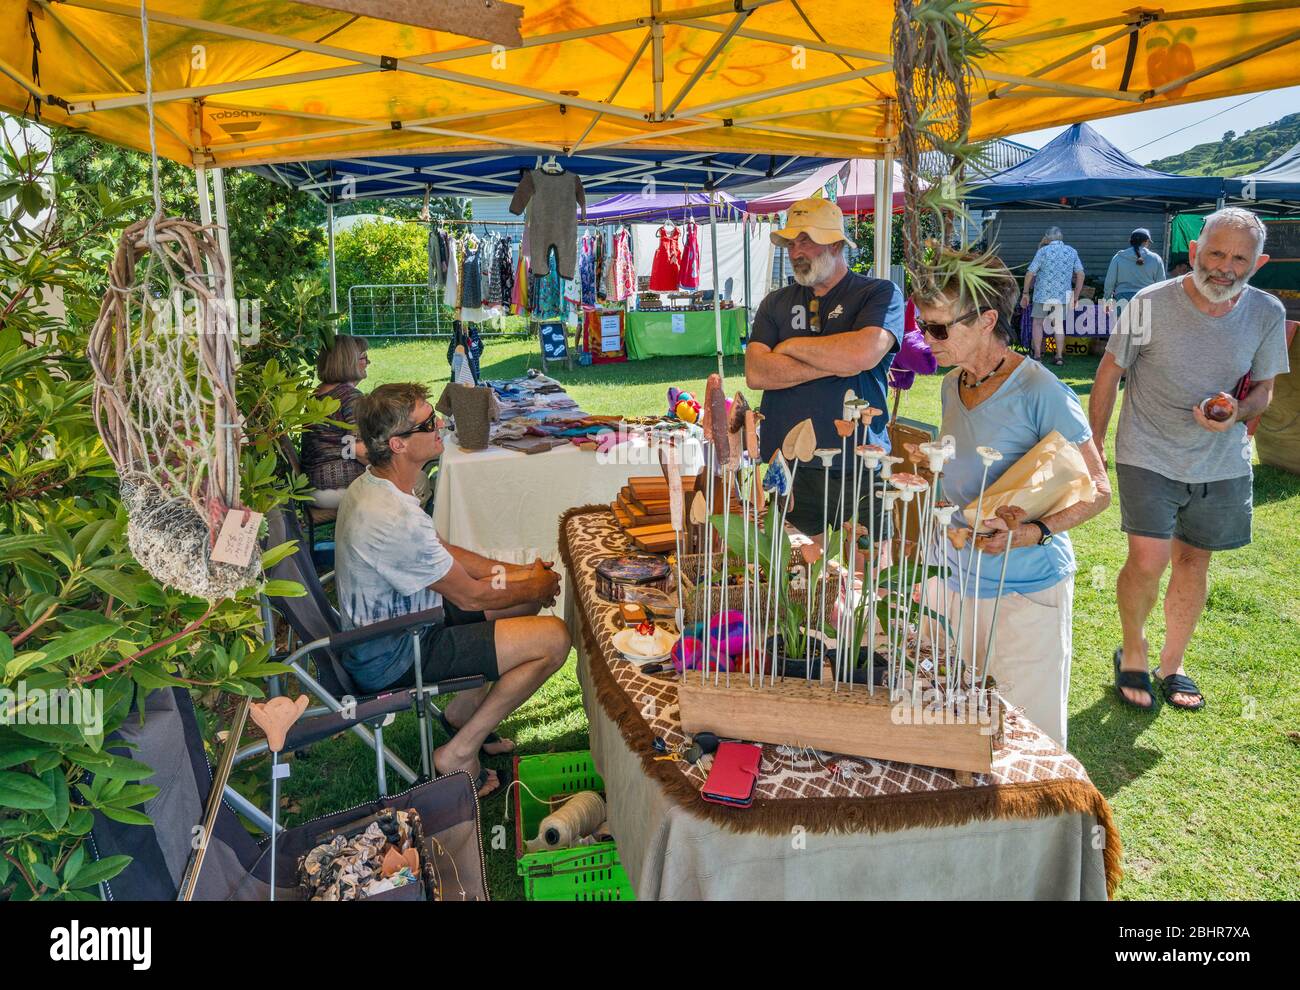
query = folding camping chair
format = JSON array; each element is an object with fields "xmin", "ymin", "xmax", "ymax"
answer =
[
  {"xmin": 255, "ymin": 509, "xmax": 484, "ymax": 797},
  {"xmin": 88, "ymin": 687, "xmax": 488, "ymax": 901}
]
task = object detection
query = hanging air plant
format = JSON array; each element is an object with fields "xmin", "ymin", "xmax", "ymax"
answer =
[{"xmin": 891, "ymin": 0, "xmax": 1004, "ymax": 299}]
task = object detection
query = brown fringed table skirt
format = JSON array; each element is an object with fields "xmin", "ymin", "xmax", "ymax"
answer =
[{"xmin": 559, "ymin": 507, "xmax": 1122, "ymax": 900}]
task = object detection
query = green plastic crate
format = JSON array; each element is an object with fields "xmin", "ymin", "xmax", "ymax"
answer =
[{"xmin": 513, "ymin": 750, "xmax": 636, "ymax": 902}]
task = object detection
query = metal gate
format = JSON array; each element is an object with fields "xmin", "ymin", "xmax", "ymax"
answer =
[{"xmin": 347, "ymin": 283, "xmax": 452, "ymax": 338}]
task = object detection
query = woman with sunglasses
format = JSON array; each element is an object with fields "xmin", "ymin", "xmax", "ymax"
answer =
[{"xmin": 913, "ymin": 254, "xmax": 1111, "ymax": 748}]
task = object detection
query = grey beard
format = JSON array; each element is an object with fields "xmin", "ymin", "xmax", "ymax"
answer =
[
  {"xmin": 1192, "ymin": 261, "xmax": 1252, "ymax": 303},
  {"xmin": 792, "ymin": 252, "xmax": 839, "ymax": 287}
]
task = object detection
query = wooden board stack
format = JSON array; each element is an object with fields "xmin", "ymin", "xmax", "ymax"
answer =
[{"xmin": 611, "ymin": 475, "xmax": 740, "ymax": 553}]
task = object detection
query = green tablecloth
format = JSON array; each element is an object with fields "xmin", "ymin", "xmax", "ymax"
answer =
[{"xmin": 625, "ymin": 308, "xmax": 746, "ymax": 359}]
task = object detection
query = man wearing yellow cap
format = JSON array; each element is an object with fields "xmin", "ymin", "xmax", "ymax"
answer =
[{"xmin": 746, "ymin": 196, "xmax": 904, "ymax": 535}]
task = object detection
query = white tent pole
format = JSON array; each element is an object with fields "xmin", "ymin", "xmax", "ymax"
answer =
[
  {"xmin": 327, "ymin": 201, "xmax": 338, "ymax": 313},
  {"xmin": 874, "ymin": 153, "xmax": 894, "ymax": 279},
  {"xmin": 709, "ymin": 188, "xmax": 725, "ymax": 382},
  {"xmin": 742, "ymin": 214, "xmax": 752, "ymax": 334},
  {"xmin": 212, "ymin": 167, "xmax": 236, "ymax": 312}
]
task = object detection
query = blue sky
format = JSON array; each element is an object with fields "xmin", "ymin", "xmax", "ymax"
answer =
[{"xmin": 1009, "ymin": 84, "xmax": 1300, "ymax": 164}]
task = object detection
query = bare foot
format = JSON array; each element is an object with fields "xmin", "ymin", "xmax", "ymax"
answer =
[
  {"xmin": 433, "ymin": 742, "xmax": 500, "ymax": 798},
  {"xmin": 442, "ymin": 698, "xmax": 517, "ymax": 755}
]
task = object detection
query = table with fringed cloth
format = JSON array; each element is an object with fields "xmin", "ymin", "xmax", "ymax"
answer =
[{"xmin": 559, "ymin": 506, "xmax": 1122, "ymax": 901}]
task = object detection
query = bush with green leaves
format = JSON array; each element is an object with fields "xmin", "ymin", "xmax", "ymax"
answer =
[{"xmin": 1, "ymin": 123, "xmax": 331, "ymax": 900}]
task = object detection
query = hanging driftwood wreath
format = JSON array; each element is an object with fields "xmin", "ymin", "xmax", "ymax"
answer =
[{"xmin": 88, "ymin": 215, "xmax": 259, "ymax": 601}]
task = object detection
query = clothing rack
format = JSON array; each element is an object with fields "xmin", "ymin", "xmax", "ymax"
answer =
[{"xmin": 417, "ymin": 218, "xmax": 525, "ymax": 226}]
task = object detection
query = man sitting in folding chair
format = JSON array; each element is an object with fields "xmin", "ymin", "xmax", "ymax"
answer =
[{"xmin": 336, "ymin": 383, "xmax": 569, "ymax": 799}]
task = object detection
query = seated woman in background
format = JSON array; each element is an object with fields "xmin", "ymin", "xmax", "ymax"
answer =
[
  {"xmin": 300, "ymin": 334, "xmax": 370, "ymax": 511},
  {"xmin": 913, "ymin": 253, "xmax": 1111, "ymax": 749}
]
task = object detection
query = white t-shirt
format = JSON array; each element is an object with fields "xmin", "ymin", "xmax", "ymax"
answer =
[{"xmin": 334, "ymin": 468, "xmax": 454, "ymax": 690}]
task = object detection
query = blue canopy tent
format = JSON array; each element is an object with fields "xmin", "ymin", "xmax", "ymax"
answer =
[
  {"xmin": 248, "ymin": 151, "xmax": 817, "ymax": 204},
  {"xmin": 965, "ymin": 123, "xmax": 1225, "ymax": 213},
  {"xmin": 1227, "ymin": 140, "xmax": 1300, "ymax": 216}
]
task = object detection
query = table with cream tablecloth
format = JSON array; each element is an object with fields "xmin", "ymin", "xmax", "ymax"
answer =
[{"xmin": 432, "ymin": 428, "xmax": 701, "ymax": 616}]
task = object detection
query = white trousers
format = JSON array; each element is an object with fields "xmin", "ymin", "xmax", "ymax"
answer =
[{"xmin": 920, "ymin": 575, "xmax": 1074, "ymax": 749}]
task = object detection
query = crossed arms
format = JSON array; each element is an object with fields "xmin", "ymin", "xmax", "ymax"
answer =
[{"xmin": 744, "ymin": 325, "xmax": 896, "ymax": 390}]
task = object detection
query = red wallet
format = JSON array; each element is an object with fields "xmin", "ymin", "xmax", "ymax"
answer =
[{"xmin": 701, "ymin": 742, "xmax": 762, "ymax": 808}]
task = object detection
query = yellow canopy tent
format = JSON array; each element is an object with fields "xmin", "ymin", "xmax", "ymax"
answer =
[{"xmin": 3, "ymin": 0, "xmax": 1299, "ymax": 171}]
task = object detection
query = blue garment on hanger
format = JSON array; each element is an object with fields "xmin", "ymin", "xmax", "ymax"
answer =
[{"xmin": 578, "ymin": 235, "xmax": 596, "ymax": 308}]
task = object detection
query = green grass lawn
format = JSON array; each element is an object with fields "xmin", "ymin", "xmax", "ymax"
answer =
[{"xmin": 276, "ymin": 334, "xmax": 1300, "ymax": 901}]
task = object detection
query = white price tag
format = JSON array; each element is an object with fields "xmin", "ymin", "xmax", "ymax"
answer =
[
  {"xmin": 211, "ymin": 509, "xmax": 264, "ymax": 566},
  {"xmin": 670, "ymin": 312, "xmax": 686, "ymax": 334}
]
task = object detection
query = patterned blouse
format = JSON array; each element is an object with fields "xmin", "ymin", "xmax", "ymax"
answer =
[{"xmin": 300, "ymin": 381, "xmax": 365, "ymax": 492}]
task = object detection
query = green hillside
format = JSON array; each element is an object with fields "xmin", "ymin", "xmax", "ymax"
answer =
[{"xmin": 1148, "ymin": 112, "xmax": 1300, "ymax": 176}]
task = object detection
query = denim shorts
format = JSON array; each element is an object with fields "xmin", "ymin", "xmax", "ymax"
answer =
[{"xmin": 1115, "ymin": 462, "xmax": 1253, "ymax": 551}]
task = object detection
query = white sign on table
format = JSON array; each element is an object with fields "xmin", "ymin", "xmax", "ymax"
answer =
[{"xmin": 670, "ymin": 312, "xmax": 686, "ymax": 334}]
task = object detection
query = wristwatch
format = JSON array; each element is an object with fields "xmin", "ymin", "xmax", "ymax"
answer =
[{"xmin": 1029, "ymin": 520, "xmax": 1053, "ymax": 546}]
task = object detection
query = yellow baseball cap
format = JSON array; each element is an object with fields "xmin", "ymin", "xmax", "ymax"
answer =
[{"xmin": 771, "ymin": 196, "xmax": 856, "ymax": 249}]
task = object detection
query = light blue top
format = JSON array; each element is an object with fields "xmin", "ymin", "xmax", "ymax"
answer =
[
  {"xmin": 1026, "ymin": 240, "xmax": 1084, "ymax": 305},
  {"xmin": 937, "ymin": 359, "xmax": 1092, "ymax": 598},
  {"xmin": 1103, "ymin": 246, "xmax": 1166, "ymax": 300}
]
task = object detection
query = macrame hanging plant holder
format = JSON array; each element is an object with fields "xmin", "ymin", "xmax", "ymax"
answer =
[{"xmin": 89, "ymin": 215, "xmax": 260, "ymax": 601}]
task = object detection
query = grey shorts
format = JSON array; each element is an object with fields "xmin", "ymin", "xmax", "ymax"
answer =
[{"xmin": 1115, "ymin": 463, "xmax": 1253, "ymax": 551}]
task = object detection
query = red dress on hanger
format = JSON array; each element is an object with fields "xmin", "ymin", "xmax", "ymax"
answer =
[
  {"xmin": 678, "ymin": 220, "xmax": 700, "ymax": 290},
  {"xmin": 649, "ymin": 225, "xmax": 682, "ymax": 291}
]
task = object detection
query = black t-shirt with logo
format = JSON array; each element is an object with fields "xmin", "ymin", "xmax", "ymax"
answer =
[{"xmin": 748, "ymin": 271, "xmax": 904, "ymax": 471}]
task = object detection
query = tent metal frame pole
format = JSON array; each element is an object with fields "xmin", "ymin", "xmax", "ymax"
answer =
[
  {"xmin": 0, "ymin": 54, "xmax": 46, "ymax": 102},
  {"xmin": 682, "ymin": 19, "xmax": 891, "ymax": 63},
  {"xmin": 1148, "ymin": 28, "xmax": 1300, "ymax": 97},
  {"xmin": 674, "ymin": 64, "xmax": 894, "ymax": 118},
  {"xmin": 652, "ymin": 0, "xmax": 787, "ymax": 22},
  {"xmin": 983, "ymin": 25, "xmax": 1136, "ymax": 103},
  {"xmin": 211, "ymin": 103, "xmax": 548, "ymax": 155},
  {"xmin": 58, "ymin": 0, "xmax": 652, "ymax": 124},
  {"xmin": 327, "ymin": 202, "xmax": 338, "ymax": 313},
  {"xmin": 36, "ymin": 0, "xmax": 193, "ymax": 151},
  {"xmin": 579, "ymin": 101, "xmax": 894, "ymax": 154},
  {"xmin": 571, "ymin": 31, "xmax": 654, "ymax": 154},
  {"xmin": 979, "ymin": 71, "xmax": 1144, "ymax": 102},
  {"xmin": 742, "ymin": 214, "xmax": 752, "ymax": 334},
  {"xmin": 664, "ymin": 11, "xmax": 751, "ymax": 118},
  {"xmin": 651, "ymin": 0, "xmax": 666, "ymax": 121},
  {"xmin": 57, "ymin": 5, "xmax": 654, "ymax": 111},
  {"xmin": 709, "ymin": 188, "xmax": 725, "ymax": 382}
]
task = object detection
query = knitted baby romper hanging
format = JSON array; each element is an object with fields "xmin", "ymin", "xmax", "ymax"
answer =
[{"xmin": 87, "ymin": 2, "xmax": 259, "ymax": 601}]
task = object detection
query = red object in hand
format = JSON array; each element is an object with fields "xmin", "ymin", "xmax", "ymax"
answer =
[{"xmin": 1201, "ymin": 394, "xmax": 1234, "ymax": 422}]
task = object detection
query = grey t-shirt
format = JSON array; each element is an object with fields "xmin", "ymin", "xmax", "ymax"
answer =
[
  {"xmin": 1107, "ymin": 276, "xmax": 1289, "ymax": 483},
  {"xmin": 334, "ymin": 469, "xmax": 454, "ymax": 691}
]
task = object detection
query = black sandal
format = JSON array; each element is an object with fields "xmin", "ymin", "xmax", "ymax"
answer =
[
  {"xmin": 1154, "ymin": 671, "xmax": 1206, "ymax": 711},
  {"xmin": 432, "ymin": 706, "xmax": 516, "ymax": 758},
  {"xmin": 1113, "ymin": 648, "xmax": 1156, "ymax": 710}
]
